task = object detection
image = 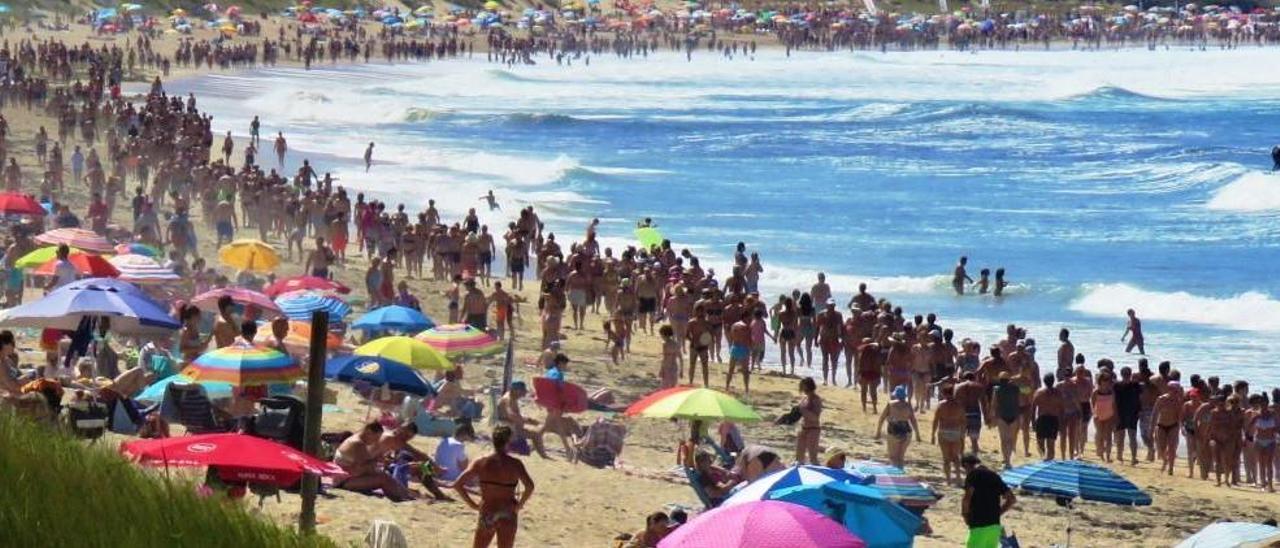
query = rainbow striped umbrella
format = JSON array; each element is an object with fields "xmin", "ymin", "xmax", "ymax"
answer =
[
  {"xmin": 276, "ymin": 291, "xmax": 351, "ymax": 320},
  {"xmin": 114, "ymin": 242, "xmax": 162, "ymax": 257},
  {"xmin": 108, "ymin": 254, "xmax": 180, "ymax": 284},
  {"xmin": 183, "ymin": 344, "xmax": 302, "ymax": 386},
  {"xmin": 413, "ymin": 324, "xmax": 502, "ymax": 357},
  {"xmin": 34, "ymin": 228, "xmax": 115, "ymax": 253}
]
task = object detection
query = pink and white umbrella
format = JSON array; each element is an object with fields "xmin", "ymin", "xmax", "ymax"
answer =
[
  {"xmin": 108, "ymin": 254, "xmax": 180, "ymax": 285},
  {"xmin": 191, "ymin": 287, "xmax": 283, "ymax": 317},
  {"xmin": 658, "ymin": 500, "xmax": 865, "ymax": 548},
  {"xmin": 34, "ymin": 228, "xmax": 115, "ymax": 253}
]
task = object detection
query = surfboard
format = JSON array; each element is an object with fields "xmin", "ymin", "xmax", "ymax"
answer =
[{"xmin": 533, "ymin": 376, "xmax": 589, "ymax": 414}]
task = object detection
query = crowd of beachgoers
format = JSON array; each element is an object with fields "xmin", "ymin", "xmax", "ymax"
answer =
[{"xmin": 3, "ymin": 9, "xmax": 1280, "ymax": 548}]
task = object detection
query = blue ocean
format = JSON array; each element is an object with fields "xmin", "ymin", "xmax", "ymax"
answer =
[{"xmin": 170, "ymin": 48, "xmax": 1280, "ymax": 386}]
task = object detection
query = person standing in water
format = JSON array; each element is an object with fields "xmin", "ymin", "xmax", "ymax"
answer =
[
  {"xmin": 1123, "ymin": 309, "xmax": 1146, "ymax": 355},
  {"xmin": 953, "ymin": 256, "xmax": 973, "ymax": 295},
  {"xmin": 993, "ymin": 268, "xmax": 1009, "ymax": 297},
  {"xmin": 363, "ymin": 142, "xmax": 375, "ymax": 172},
  {"xmin": 481, "ymin": 190, "xmax": 500, "ymax": 211}
]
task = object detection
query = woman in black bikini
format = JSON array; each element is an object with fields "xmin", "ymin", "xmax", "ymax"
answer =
[
  {"xmin": 876, "ymin": 385, "xmax": 921, "ymax": 469},
  {"xmin": 454, "ymin": 426, "xmax": 536, "ymax": 548}
]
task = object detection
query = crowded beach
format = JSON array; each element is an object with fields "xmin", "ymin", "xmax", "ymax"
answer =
[{"xmin": 2, "ymin": 4, "xmax": 1280, "ymax": 548}]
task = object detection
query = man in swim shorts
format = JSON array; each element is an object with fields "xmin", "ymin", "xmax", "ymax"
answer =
[
  {"xmin": 952, "ymin": 256, "xmax": 973, "ymax": 296},
  {"xmin": 1032, "ymin": 373, "xmax": 1066, "ymax": 460},
  {"xmin": 954, "ymin": 372, "xmax": 987, "ymax": 455},
  {"xmin": 726, "ymin": 316, "xmax": 752, "ymax": 395}
]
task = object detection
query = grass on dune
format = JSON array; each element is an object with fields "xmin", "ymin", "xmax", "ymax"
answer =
[{"xmin": 0, "ymin": 413, "xmax": 335, "ymax": 548}]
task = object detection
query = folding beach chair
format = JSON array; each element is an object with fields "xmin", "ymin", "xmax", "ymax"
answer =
[
  {"xmin": 167, "ymin": 383, "xmax": 234, "ymax": 434},
  {"xmin": 683, "ymin": 468, "xmax": 717, "ymax": 510},
  {"xmin": 575, "ymin": 418, "xmax": 627, "ymax": 468}
]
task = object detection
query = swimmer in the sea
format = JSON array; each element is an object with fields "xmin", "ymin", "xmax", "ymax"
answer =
[
  {"xmin": 480, "ymin": 190, "xmax": 500, "ymax": 211},
  {"xmin": 993, "ymin": 268, "xmax": 1009, "ymax": 297},
  {"xmin": 1272, "ymin": 145, "xmax": 1280, "ymax": 170},
  {"xmin": 953, "ymin": 256, "xmax": 973, "ymax": 296},
  {"xmin": 975, "ymin": 269, "xmax": 991, "ymax": 294}
]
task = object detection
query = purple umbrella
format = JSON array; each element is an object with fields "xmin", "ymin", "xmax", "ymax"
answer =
[{"xmin": 659, "ymin": 500, "xmax": 866, "ymax": 548}]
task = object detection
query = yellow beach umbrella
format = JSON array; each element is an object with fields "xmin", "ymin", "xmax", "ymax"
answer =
[
  {"xmin": 218, "ymin": 239, "xmax": 279, "ymax": 273},
  {"xmin": 354, "ymin": 336, "xmax": 453, "ymax": 371},
  {"xmin": 484, "ymin": 0, "xmax": 501, "ymax": 10}
]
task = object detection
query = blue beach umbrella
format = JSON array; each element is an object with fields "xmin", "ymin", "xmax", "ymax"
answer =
[
  {"xmin": 351, "ymin": 305, "xmax": 434, "ymax": 333},
  {"xmin": 843, "ymin": 460, "xmax": 942, "ymax": 510},
  {"xmin": 721, "ymin": 465, "xmax": 870, "ymax": 508},
  {"xmin": 1001, "ymin": 459, "xmax": 1152, "ymax": 506},
  {"xmin": 1175, "ymin": 522, "xmax": 1280, "ymax": 548},
  {"xmin": 769, "ymin": 482, "xmax": 922, "ymax": 548},
  {"xmin": 0, "ymin": 277, "xmax": 178, "ymax": 333},
  {"xmin": 275, "ymin": 291, "xmax": 351, "ymax": 321},
  {"xmin": 324, "ymin": 355, "xmax": 435, "ymax": 396}
]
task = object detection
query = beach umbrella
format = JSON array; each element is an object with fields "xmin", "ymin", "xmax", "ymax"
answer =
[
  {"xmin": 0, "ymin": 192, "xmax": 45, "ymax": 216},
  {"xmin": 275, "ymin": 291, "xmax": 351, "ymax": 320},
  {"xmin": 768, "ymin": 482, "xmax": 921, "ymax": 548},
  {"xmin": 34, "ymin": 228, "xmax": 115, "ymax": 253},
  {"xmin": 107, "ymin": 254, "xmax": 179, "ymax": 285},
  {"xmin": 191, "ymin": 287, "xmax": 282, "ymax": 317},
  {"xmin": 484, "ymin": 0, "xmax": 501, "ymax": 9},
  {"xmin": 325, "ymin": 355, "xmax": 435, "ymax": 396},
  {"xmin": 218, "ymin": 239, "xmax": 279, "ymax": 273},
  {"xmin": 634, "ymin": 226, "xmax": 664, "ymax": 249},
  {"xmin": 658, "ymin": 500, "xmax": 865, "ymax": 548},
  {"xmin": 413, "ymin": 324, "xmax": 501, "ymax": 357},
  {"xmin": 354, "ymin": 336, "xmax": 452, "ymax": 371},
  {"xmin": 32, "ymin": 253, "xmax": 120, "ymax": 278},
  {"xmin": 121, "ymin": 433, "xmax": 343, "ymax": 486},
  {"xmin": 1001, "ymin": 459, "xmax": 1152, "ymax": 506},
  {"xmin": 1175, "ymin": 522, "xmax": 1280, "ymax": 548},
  {"xmin": 843, "ymin": 460, "xmax": 942, "ymax": 510},
  {"xmin": 136, "ymin": 374, "xmax": 291, "ymax": 403},
  {"xmin": 0, "ymin": 277, "xmax": 177, "ymax": 333},
  {"xmin": 253, "ymin": 320, "xmax": 346, "ymax": 353},
  {"xmin": 623, "ymin": 387, "xmax": 761, "ymax": 422},
  {"xmin": 114, "ymin": 242, "xmax": 162, "ymax": 257},
  {"xmin": 352, "ymin": 305, "xmax": 434, "ymax": 333},
  {"xmin": 623, "ymin": 385, "xmax": 694, "ymax": 415},
  {"xmin": 722, "ymin": 465, "xmax": 871, "ymax": 508},
  {"xmin": 14, "ymin": 246, "xmax": 63, "ymax": 269},
  {"xmin": 262, "ymin": 275, "xmax": 351, "ymax": 297},
  {"xmin": 183, "ymin": 344, "xmax": 302, "ymax": 386}
]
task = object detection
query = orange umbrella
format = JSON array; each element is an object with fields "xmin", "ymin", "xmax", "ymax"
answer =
[{"xmin": 32, "ymin": 253, "xmax": 120, "ymax": 278}]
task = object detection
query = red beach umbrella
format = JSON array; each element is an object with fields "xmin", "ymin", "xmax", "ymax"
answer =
[
  {"xmin": 120, "ymin": 433, "xmax": 343, "ymax": 486},
  {"xmin": 0, "ymin": 192, "xmax": 45, "ymax": 216},
  {"xmin": 32, "ymin": 253, "xmax": 121, "ymax": 278}
]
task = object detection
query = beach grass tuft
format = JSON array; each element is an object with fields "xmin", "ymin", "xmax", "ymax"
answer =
[{"xmin": 0, "ymin": 413, "xmax": 335, "ymax": 548}]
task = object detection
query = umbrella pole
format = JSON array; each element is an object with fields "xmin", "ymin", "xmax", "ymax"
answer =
[{"xmin": 298, "ymin": 310, "xmax": 329, "ymax": 534}]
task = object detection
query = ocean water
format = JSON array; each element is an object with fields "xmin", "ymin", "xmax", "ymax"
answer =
[{"xmin": 167, "ymin": 47, "xmax": 1280, "ymax": 388}]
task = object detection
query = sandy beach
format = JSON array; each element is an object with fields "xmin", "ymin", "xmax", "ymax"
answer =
[{"xmin": 4, "ymin": 10, "xmax": 1280, "ymax": 548}]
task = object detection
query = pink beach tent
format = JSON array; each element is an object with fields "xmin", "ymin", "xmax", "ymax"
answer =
[{"xmin": 658, "ymin": 500, "xmax": 866, "ymax": 548}]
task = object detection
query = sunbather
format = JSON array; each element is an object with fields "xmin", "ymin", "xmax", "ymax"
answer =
[
  {"xmin": 333, "ymin": 422, "xmax": 417, "ymax": 502},
  {"xmin": 376, "ymin": 422, "xmax": 452, "ymax": 501}
]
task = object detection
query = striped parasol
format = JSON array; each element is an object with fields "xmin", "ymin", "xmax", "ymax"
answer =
[
  {"xmin": 34, "ymin": 228, "xmax": 115, "ymax": 253},
  {"xmin": 108, "ymin": 254, "xmax": 180, "ymax": 284},
  {"xmin": 275, "ymin": 291, "xmax": 351, "ymax": 320},
  {"xmin": 722, "ymin": 465, "xmax": 871, "ymax": 508},
  {"xmin": 842, "ymin": 460, "xmax": 942, "ymax": 509},
  {"xmin": 191, "ymin": 287, "xmax": 282, "ymax": 317},
  {"xmin": 413, "ymin": 323, "xmax": 502, "ymax": 357},
  {"xmin": 114, "ymin": 242, "xmax": 163, "ymax": 257},
  {"xmin": 623, "ymin": 387, "xmax": 761, "ymax": 422},
  {"xmin": 1001, "ymin": 459, "xmax": 1152, "ymax": 506},
  {"xmin": 183, "ymin": 344, "xmax": 303, "ymax": 386}
]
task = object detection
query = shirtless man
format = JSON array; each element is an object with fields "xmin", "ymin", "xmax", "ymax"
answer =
[
  {"xmin": 1122, "ymin": 309, "xmax": 1145, "ymax": 355},
  {"xmin": 1031, "ymin": 374, "xmax": 1066, "ymax": 461},
  {"xmin": 213, "ymin": 198, "xmax": 237, "ymax": 246},
  {"xmin": 856, "ymin": 339, "xmax": 882, "ymax": 413},
  {"xmin": 333, "ymin": 422, "xmax": 416, "ymax": 501},
  {"xmin": 1057, "ymin": 329, "xmax": 1075, "ymax": 382},
  {"xmin": 490, "ymin": 282, "xmax": 516, "ymax": 340},
  {"xmin": 496, "ymin": 382, "xmax": 548, "ymax": 459},
  {"xmin": 462, "ymin": 280, "xmax": 489, "ymax": 330},
  {"xmin": 952, "ymin": 256, "xmax": 973, "ymax": 296},
  {"xmin": 1153, "ymin": 382, "xmax": 1184, "ymax": 476},
  {"xmin": 815, "ymin": 301, "xmax": 843, "ymax": 386},
  {"xmin": 303, "ymin": 237, "xmax": 334, "ymax": 279},
  {"xmin": 686, "ymin": 305, "xmax": 712, "ymax": 387},
  {"xmin": 211, "ymin": 296, "xmax": 239, "ymax": 349},
  {"xmin": 454, "ymin": 426, "xmax": 535, "ymax": 548},
  {"xmin": 810, "ymin": 273, "xmax": 832, "ymax": 309},
  {"xmin": 954, "ymin": 372, "xmax": 987, "ymax": 455},
  {"xmin": 726, "ymin": 317, "xmax": 751, "ymax": 395},
  {"xmin": 847, "ymin": 282, "xmax": 876, "ymax": 312}
]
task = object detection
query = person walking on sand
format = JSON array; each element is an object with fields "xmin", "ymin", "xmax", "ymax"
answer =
[
  {"xmin": 1032, "ymin": 373, "xmax": 1065, "ymax": 460},
  {"xmin": 876, "ymin": 385, "xmax": 921, "ymax": 469},
  {"xmin": 364, "ymin": 142, "xmax": 375, "ymax": 172},
  {"xmin": 454, "ymin": 425, "xmax": 535, "ymax": 548},
  {"xmin": 274, "ymin": 132, "xmax": 287, "ymax": 167},
  {"xmin": 1122, "ymin": 309, "xmax": 1145, "ymax": 355},
  {"xmin": 795, "ymin": 377, "xmax": 823, "ymax": 464},
  {"xmin": 933, "ymin": 384, "xmax": 968, "ymax": 485},
  {"xmin": 961, "ymin": 453, "xmax": 1017, "ymax": 548}
]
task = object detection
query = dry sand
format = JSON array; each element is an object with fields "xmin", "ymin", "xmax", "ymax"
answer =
[{"xmin": 3, "ymin": 15, "xmax": 1277, "ymax": 547}]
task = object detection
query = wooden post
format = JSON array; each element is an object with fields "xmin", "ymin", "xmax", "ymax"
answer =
[{"xmin": 298, "ymin": 310, "xmax": 329, "ymax": 534}]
